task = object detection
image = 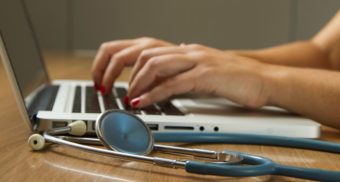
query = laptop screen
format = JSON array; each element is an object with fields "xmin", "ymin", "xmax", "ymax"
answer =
[{"xmin": 0, "ymin": 0, "xmax": 49, "ymax": 98}]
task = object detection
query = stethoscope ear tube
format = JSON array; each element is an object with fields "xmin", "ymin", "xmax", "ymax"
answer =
[{"xmin": 154, "ymin": 132, "xmax": 340, "ymax": 154}]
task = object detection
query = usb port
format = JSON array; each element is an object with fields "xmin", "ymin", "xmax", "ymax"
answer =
[{"xmin": 147, "ymin": 124, "xmax": 159, "ymax": 131}]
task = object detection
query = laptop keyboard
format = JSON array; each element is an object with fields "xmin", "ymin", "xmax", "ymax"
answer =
[
  {"xmin": 102, "ymin": 91, "xmax": 119, "ymax": 110},
  {"xmin": 72, "ymin": 86, "xmax": 184, "ymax": 116},
  {"xmin": 85, "ymin": 86, "xmax": 101, "ymax": 113},
  {"xmin": 72, "ymin": 86, "xmax": 81, "ymax": 113}
]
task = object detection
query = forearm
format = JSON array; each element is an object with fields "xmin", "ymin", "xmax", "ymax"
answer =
[
  {"xmin": 265, "ymin": 65, "xmax": 340, "ymax": 129},
  {"xmin": 234, "ymin": 10, "xmax": 340, "ymax": 70},
  {"xmin": 232, "ymin": 41, "xmax": 331, "ymax": 69}
]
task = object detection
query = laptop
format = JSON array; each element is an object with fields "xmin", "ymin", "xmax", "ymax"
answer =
[{"xmin": 0, "ymin": 0, "xmax": 320, "ymax": 138}]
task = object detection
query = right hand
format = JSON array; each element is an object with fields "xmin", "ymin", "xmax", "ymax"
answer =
[{"xmin": 91, "ymin": 37, "xmax": 174, "ymax": 94}]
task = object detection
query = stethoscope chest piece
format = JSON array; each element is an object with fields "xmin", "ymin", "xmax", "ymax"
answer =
[{"xmin": 95, "ymin": 110, "xmax": 154, "ymax": 155}]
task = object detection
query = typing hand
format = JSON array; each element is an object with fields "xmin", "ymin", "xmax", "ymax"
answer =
[
  {"xmin": 91, "ymin": 37, "xmax": 173, "ymax": 95},
  {"xmin": 127, "ymin": 44, "xmax": 273, "ymax": 108}
]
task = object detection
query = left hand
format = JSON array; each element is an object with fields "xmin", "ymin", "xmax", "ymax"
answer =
[{"xmin": 127, "ymin": 44, "xmax": 273, "ymax": 108}]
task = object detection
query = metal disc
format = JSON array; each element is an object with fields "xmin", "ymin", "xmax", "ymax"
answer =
[{"xmin": 95, "ymin": 110, "xmax": 154, "ymax": 155}]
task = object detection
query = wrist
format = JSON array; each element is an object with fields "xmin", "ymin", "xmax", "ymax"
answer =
[
  {"xmin": 224, "ymin": 56, "xmax": 279, "ymax": 108},
  {"xmin": 260, "ymin": 64, "xmax": 291, "ymax": 107}
]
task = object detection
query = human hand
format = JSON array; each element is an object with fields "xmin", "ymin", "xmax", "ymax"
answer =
[
  {"xmin": 91, "ymin": 37, "xmax": 173, "ymax": 94},
  {"xmin": 127, "ymin": 44, "xmax": 273, "ymax": 108}
]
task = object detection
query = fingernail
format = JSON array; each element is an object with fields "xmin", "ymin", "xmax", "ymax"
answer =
[
  {"xmin": 131, "ymin": 97, "xmax": 140, "ymax": 108},
  {"xmin": 99, "ymin": 85, "xmax": 106, "ymax": 95},
  {"xmin": 123, "ymin": 96, "xmax": 130, "ymax": 106},
  {"xmin": 94, "ymin": 82, "xmax": 100, "ymax": 90}
]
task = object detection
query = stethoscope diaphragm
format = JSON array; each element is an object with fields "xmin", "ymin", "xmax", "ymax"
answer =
[{"xmin": 95, "ymin": 110, "xmax": 154, "ymax": 155}]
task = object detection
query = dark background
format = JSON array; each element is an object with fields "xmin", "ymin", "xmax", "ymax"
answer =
[{"xmin": 24, "ymin": 0, "xmax": 340, "ymax": 53}]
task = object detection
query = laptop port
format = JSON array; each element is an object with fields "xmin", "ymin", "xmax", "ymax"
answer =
[
  {"xmin": 214, "ymin": 126, "xmax": 219, "ymax": 132},
  {"xmin": 164, "ymin": 126, "xmax": 194, "ymax": 130},
  {"xmin": 199, "ymin": 126, "xmax": 205, "ymax": 131},
  {"xmin": 52, "ymin": 121, "xmax": 67, "ymax": 128},
  {"xmin": 147, "ymin": 124, "xmax": 159, "ymax": 131}
]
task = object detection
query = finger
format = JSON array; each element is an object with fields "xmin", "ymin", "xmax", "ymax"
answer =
[
  {"xmin": 129, "ymin": 46, "xmax": 189, "ymax": 85},
  {"xmin": 130, "ymin": 71, "xmax": 195, "ymax": 108},
  {"xmin": 128, "ymin": 54, "xmax": 195, "ymax": 99},
  {"xmin": 91, "ymin": 40, "xmax": 134, "ymax": 86},
  {"xmin": 101, "ymin": 44, "xmax": 149, "ymax": 94}
]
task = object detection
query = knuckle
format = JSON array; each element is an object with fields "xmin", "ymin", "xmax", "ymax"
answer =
[
  {"xmin": 139, "ymin": 36, "xmax": 154, "ymax": 43},
  {"xmin": 188, "ymin": 43, "xmax": 203, "ymax": 50},
  {"xmin": 139, "ymin": 37, "xmax": 160, "ymax": 46},
  {"xmin": 111, "ymin": 54, "xmax": 126, "ymax": 67},
  {"xmin": 147, "ymin": 57, "xmax": 160, "ymax": 70},
  {"xmin": 99, "ymin": 42, "xmax": 110, "ymax": 50},
  {"xmin": 138, "ymin": 36, "xmax": 151, "ymax": 40},
  {"xmin": 112, "ymin": 53, "xmax": 123, "ymax": 62},
  {"xmin": 190, "ymin": 51, "xmax": 209, "ymax": 60},
  {"xmin": 139, "ymin": 50, "xmax": 152, "ymax": 62}
]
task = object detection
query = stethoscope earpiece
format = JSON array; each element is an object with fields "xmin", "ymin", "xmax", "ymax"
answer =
[
  {"xmin": 68, "ymin": 120, "xmax": 87, "ymax": 136},
  {"xmin": 28, "ymin": 133, "xmax": 45, "ymax": 151},
  {"xmin": 28, "ymin": 120, "xmax": 87, "ymax": 151}
]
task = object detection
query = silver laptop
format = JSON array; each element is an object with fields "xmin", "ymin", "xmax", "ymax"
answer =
[{"xmin": 0, "ymin": 0, "xmax": 320, "ymax": 138}]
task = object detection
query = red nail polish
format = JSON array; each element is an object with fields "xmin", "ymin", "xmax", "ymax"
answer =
[
  {"xmin": 123, "ymin": 96, "xmax": 130, "ymax": 106},
  {"xmin": 99, "ymin": 85, "xmax": 106, "ymax": 95},
  {"xmin": 94, "ymin": 83, "xmax": 100, "ymax": 90},
  {"xmin": 131, "ymin": 98, "xmax": 140, "ymax": 108}
]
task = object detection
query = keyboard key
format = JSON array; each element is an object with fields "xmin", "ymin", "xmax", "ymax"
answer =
[
  {"xmin": 115, "ymin": 87, "xmax": 127, "ymax": 98},
  {"xmin": 85, "ymin": 86, "xmax": 101, "ymax": 113},
  {"xmin": 80, "ymin": 86, "xmax": 184, "ymax": 116},
  {"xmin": 142, "ymin": 105, "xmax": 162, "ymax": 115},
  {"xmin": 157, "ymin": 101, "xmax": 185, "ymax": 116},
  {"xmin": 121, "ymin": 100, "xmax": 142, "ymax": 114},
  {"xmin": 72, "ymin": 86, "xmax": 81, "ymax": 113},
  {"xmin": 102, "ymin": 91, "xmax": 119, "ymax": 110}
]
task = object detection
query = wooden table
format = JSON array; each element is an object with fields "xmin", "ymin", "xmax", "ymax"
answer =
[{"xmin": 1, "ymin": 53, "xmax": 340, "ymax": 182}]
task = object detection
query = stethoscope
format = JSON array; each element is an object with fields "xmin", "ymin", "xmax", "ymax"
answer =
[{"xmin": 28, "ymin": 110, "xmax": 340, "ymax": 181}]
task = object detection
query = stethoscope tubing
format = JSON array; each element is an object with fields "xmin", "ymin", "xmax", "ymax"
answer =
[
  {"xmin": 154, "ymin": 132, "xmax": 340, "ymax": 181},
  {"xmin": 56, "ymin": 133, "xmax": 340, "ymax": 181},
  {"xmin": 186, "ymin": 154, "xmax": 276, "ymax": 177},
  {"xmin": 274, "ymin": 164, "xmax": 340, "ymax": 182},
  {"xmin": 186, "ymin": 154, "xmax": 340, "ymax": 181},
  {"xmin": 154, "ymin": 132, "xmax": 340, "ymax": 153}
]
